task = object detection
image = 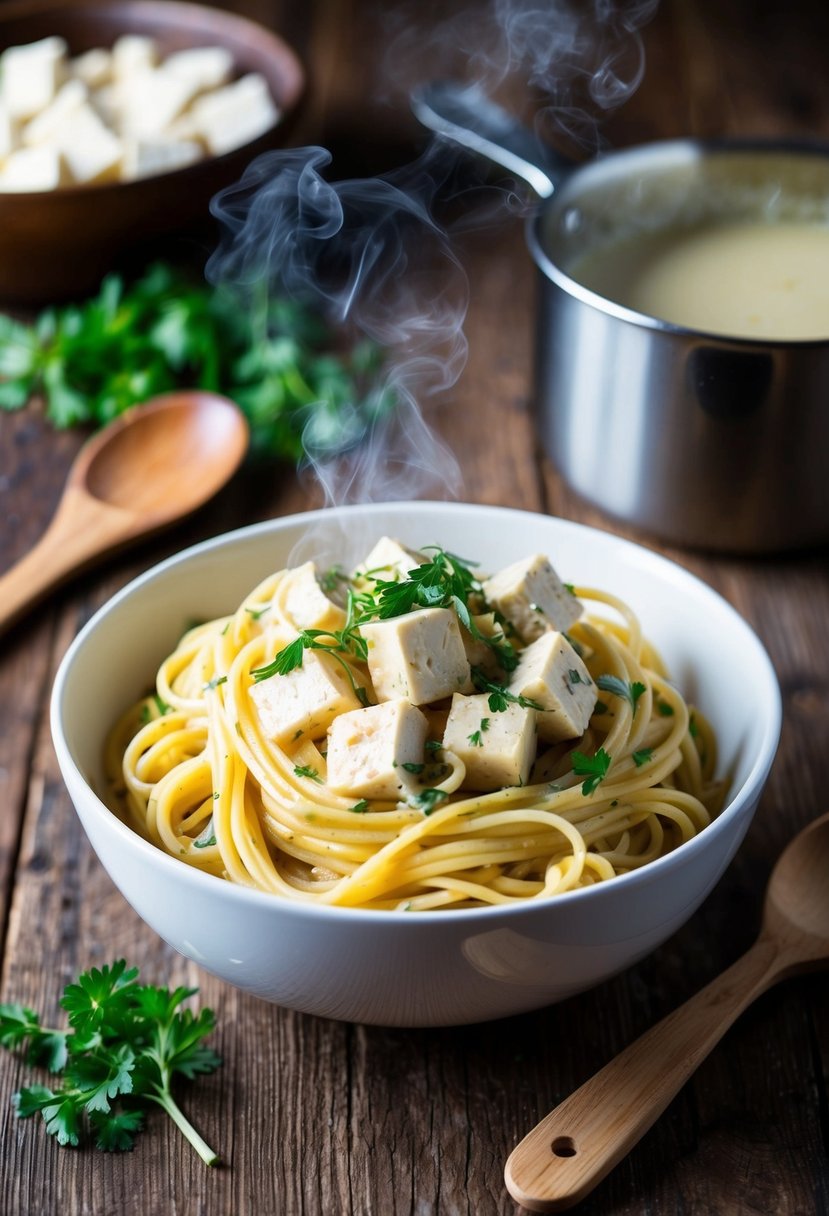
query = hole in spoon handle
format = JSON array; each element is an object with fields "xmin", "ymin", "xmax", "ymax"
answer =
[
  {"xmin": 551, "ymin": 1136, "xmax": 577, "ymax": 1159},
  {"xmin": 504, "ymin": 938, "xmax": 780, "ymax": 1212}
]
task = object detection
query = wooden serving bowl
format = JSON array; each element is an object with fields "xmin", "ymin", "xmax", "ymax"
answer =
[{"xmin": 0, "ymin": 0, "xmax": 305, "ymax": 304}]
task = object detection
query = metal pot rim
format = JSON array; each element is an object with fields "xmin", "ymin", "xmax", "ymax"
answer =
[{"xmin": 526, "ymin": 134, "xmax": 829, "ymax": 349}]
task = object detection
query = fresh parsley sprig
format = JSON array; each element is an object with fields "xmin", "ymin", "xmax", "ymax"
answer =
[
  {"xmin": 571, "ymin": 747, "xmax": 612, "ymax": 796},
  {"xmin": 0, "ymin": 961, "xmax": 221, "ymax": 1164},
  {"xmin": 0, "ymin": 262, "xmax": 390, "ymax": 462},
  {"xmin": 360, "ymin": 549, "xmax": 519, "ymax": 673},
  {"xmin": 595, "ymin": 675, "xmax": 647, "ymax": 714},
  {"xmin": 363, "ymin": 547, "xmax": 481, "ymax": 621},
  {"xmin": 251, "ymin": 590, "xmax": 370, "ymax": 705},
  {"xmin": 470, "ymin": 668, "xmax": 543, "ymax": 713}
]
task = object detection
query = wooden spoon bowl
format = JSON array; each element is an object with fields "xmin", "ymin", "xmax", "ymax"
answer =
[{"xmin": 0, "ymin": 391, "xmax": 248, "ymax": 635}]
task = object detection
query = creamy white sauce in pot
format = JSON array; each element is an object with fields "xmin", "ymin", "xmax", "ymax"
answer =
[{"xmin": 569, "ymin": 219, "xmax": 829, "ymax": 340}]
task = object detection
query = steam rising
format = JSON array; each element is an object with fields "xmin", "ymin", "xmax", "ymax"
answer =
[
  {"xmin": 207, "ymin": 0, "xmax": 656, "ymax": 514},
  {"xmin": 385, "ymin": 0, "xmax": 658, "ymax": 149},
  {"xmin": 208, "ymin": 147, "xmax": 465, "ymax": 506}
]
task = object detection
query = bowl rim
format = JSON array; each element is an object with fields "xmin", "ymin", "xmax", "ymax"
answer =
[
  {"xmin": 50, "ymin": 500, "xmax": 783, "ymax": 925},
  {"xmin": 0, "ymin": 0, "xmax": 305, "ymax": 198}
]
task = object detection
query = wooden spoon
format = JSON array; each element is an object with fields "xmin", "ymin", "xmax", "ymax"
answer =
[
  {"xmin": 505, "ymin": 811, "xmax": 829, "ymax": 1212},
  {"xmin": 0, "ymin": 391, "xmax": 248, "ymax": 636}
]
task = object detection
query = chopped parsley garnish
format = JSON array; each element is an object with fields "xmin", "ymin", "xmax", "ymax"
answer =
[
  {"xmin": 467, "ymin": 717, "xmax": 491, "ymax": 747},
  {"xmin": 401, "ymin": 762, "xmax": 425, "ymax": 774},
  {"xmin": 568, "ymin": 669, "xmax": 583, "ymax": 684},
  {"xmin": 595, "ymin": 675, "xmax": 647, "ymax": 713},
  {"xmin": 471, "ymin": 668, "xmax": 543, "ymax": 713},
  {"xmin": 592, "ymin": 701, "xmax": 610, "ymax": 716},
  {"xmin": 251, "ymin": 591, "xmax": 370, "ymax": 706},
  {"xmin": 689, "ymin": 714, "xmax": 699, "ymax": 738},
  {"xmin": 152, "ymin": 694, "xmax": 171, "ymax": 716},
  {"xmin": 0, "ymin": 960, "xmax": 220, "ymax": 1163},
  {"xmin": 658, "ymin": 701, "xmax": 675, "ymax": 716},
  {"xmin": 410, "ymin": 788, "xmax": 449, "ymax": 815},
  {"xmin": 293, "ymin": 765, "xmax": 323, "ymax": 783},
  {"xmin": 632, "ymin": 748, "xmax": 653, "ymax": 767},
  {"xmin": 425, "ymin": 740, "xmax": 443, "ymax": 753},
  {"xmin": 366, "ymin": 547, "xmax": 480, "ymax": 621},
  {"xmin": 563, "ymin": 583, "xmax": 576, "ymax": 595},
  {"xmin": 571, "ymin": 747, "xmax": 612, "ymax": 796},
  {"xmin": 244, "ymin": 605, "xmax": 269, "ymax": 621},
  {"xmin": 357, "ymin": 549, "xmax": 519, "ymax": 672},
  {"xmin": 349, "ymin": 800, "xmax": 370, "ymax": 814},
  {"xmin": 193, "ymin": 835, "xmax": 217, "ymax": 848}
]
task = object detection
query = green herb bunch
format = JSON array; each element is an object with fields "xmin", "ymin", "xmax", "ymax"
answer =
[
  {"xmin": 0, "ymin": 960, "xmax": 221, "ymax": 1164},
  {"xmin": 0, "ymin": 263, "xmax": 390, "ymax": 461}
]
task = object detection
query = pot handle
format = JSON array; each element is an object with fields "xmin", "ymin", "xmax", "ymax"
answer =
[{"xmin": 411, "ymin": 81, "xmax": 572, "ymax": 199}]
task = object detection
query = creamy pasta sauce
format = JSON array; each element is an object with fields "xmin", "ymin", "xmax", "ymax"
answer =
[{"xmin": 570, "ymin": 219, "xmax": 829, "ymax": 340}]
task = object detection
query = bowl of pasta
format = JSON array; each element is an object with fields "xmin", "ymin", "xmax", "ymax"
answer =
[{"xmin": 51, "ymin": 502, "xmax": 781, "ymax": 1026}]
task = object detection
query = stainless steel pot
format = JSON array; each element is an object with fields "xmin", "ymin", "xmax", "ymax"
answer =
[{"xmin": 414, "ymin": 83, "xmax": 829, "ymax": 552}]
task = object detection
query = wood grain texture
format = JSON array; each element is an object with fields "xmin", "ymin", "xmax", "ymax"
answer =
[{"xmin": 0, "ymin": 1, "xmax": 828, "ymax": 1214}]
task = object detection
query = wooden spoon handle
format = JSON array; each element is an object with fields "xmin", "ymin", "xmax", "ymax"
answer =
[
  {"xmin": 505, "ymin": 937, "xmax": 781, "ymax": 1212},
  {"xmin": 0, "ymin": 488, "xmax": 132, "ymax": 635}
]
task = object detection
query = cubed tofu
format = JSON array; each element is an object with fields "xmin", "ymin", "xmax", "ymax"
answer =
[
  {"xmin": 111, "ymin": 35, "xmax": 158, "ymax": 80},
  {"xmin": 326, "ymin": 699, "xmax": 428, "ymax": 800},
  {"xmin": 189, "ymin": 73, "xmax": 278, "ymax": 155},
  {"xmin": 361, "ymin": 608, "xmax": 472, "ymax": 705},
  {"xmin": 1, "ymin": 37, "xmax": 67, "ymax": 121},
  {"xmin": 353, "ymin": 536, "xmax": 424, "ymax": 583},
  {"xmin": 71, "ymin": 48, "xmax": 112, "ymax": 89},
  {"xmin": 281, "ymin": 561, "xmax": 348, "ymax": 634},
  {"xmin": 119, "ymin": 68, "xmax": 202, "ymax": 138},
  {"xmin": 460, "ymin": 611, "xmax": 508, "ymax": 678},
  {"xmin": 508, "ymin": 632, "xmax": 596, "ymax": 743},
  {"xmin": 90, "ymin": 84, "xmax": 122, "ymax": 131},
  {"xmin": 22, "ymin": 79, "xmax": 87, "ymax": 146},
  {"xmin": 164, "ymin": 46, "xmax": 234, "ymax": 92},
  {"xmin": 0, "ymin": 103, "xmax": 19, "ymax": 161},
  {"xmin": 121, "ymin": 135, "xmax": 202, "ymax": 180},
  {"xmin": 0, "ymin": 145, "xmax": 70, "ymax": 191},
  {"xmin": 483, "ymin": 554, "xmax": 582, "ymax": 643},
  {"xmin": 57, "ymin": 105, "xmax": 122, "ymax": 184},
  {"xmin": 250, "ymin": 648, "xmax": 362, "ymax": 745},
  {"xmin": 443, "ymin": 694, "xmax": 536, "ymax": 791}
]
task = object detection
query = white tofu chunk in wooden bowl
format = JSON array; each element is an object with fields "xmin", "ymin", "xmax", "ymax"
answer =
[
  {"xmin": 51, "ymin": 502, "xmax": 781, "ymax": 1026},
  {"xmin": 0, "ymin": 0, "xmax": 303, "ymax": 302}
]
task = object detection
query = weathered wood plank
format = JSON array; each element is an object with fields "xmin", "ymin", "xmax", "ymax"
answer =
[{"xmin": 0, "ymin": 1, "xmax": 828, "ymax": 1214}]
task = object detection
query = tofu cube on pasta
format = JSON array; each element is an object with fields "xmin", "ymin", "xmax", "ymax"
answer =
[
  {"xmin": 460, "ymin": 611, "xmax": 508, "ymax": 678},
  {"xmin": 250, "ymin": 649, "xmax": 362, "ymax": 745},
  {"xmin": 508, "ymin": 632, "xmax": 596, "ymax": 742},
  {"xmin": 483, "ymin": 555, "xmax": 582, "ymax": 643},
  {"xmin": 361, "ymin": 607, "xmax": 472, "ymax": 705},
  {"xmin": 353, "ymin": 536, "xmax": 424, "ymax": 584},
  {"xmin": 280, "ymin": 561, "xmax": 347, "ymax": 633},
  {"xmin": 326, "ymin": 699, "xmax": 428, "ymax": 800},
  {"xmin": 443, "ymin": 693, "xmax": 536, "ymax": 791}
]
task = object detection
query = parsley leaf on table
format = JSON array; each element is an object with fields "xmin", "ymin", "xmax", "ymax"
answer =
[{"xmin": 0, "ymin": 960, "xmax": 221, "ymax": 1164}]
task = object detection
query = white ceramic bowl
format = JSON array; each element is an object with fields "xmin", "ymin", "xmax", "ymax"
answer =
[{"xmin": 51, "ymin": 502, "xmax": 781, "ymax": 1026}]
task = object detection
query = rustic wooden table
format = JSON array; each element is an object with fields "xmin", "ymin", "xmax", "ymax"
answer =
[{"xmin": 1, "ymin": 1, "xmax": 828, "ymax": 1212}]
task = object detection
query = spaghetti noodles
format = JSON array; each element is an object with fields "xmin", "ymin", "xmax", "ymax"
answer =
[{"xmin": 105, "ymin": 541, "xmax": 727, "ymax": 911}]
